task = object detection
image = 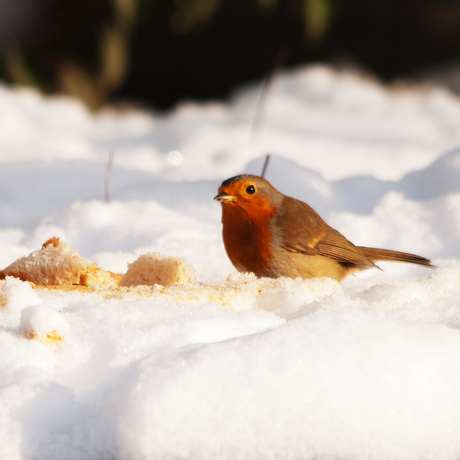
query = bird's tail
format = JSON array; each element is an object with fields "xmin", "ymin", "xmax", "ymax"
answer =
[{"xmin": 357, "ymin": 247, "xmax": 435, "ymax": 268}]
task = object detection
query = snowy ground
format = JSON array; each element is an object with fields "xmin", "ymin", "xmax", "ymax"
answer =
[{"xmin": 1, "ymin": 64, "xmax": 460, "ymax": 459}]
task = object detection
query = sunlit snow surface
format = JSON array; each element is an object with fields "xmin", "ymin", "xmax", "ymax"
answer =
[{"xmin": 1, "ymin": 65, "xmax": 460, "ymax": 459}]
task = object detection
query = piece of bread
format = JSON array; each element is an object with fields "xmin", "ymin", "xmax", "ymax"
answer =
[
  {"xmin": 0, "ymin": 238, "xmax": 119, "ymax": 287},
  {"xmin": 0, "ymin": 238, "xmax": 87, "ymax": 286},
  {"xmin": 119, "ymin": 252, "xmax": 196, "ymax": 287},
  {"xmin": 80, "ymin": 263, "xmax": 122, "ymax": 288}
]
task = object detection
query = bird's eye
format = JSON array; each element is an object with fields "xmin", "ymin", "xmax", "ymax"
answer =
[{"xmin": 246, "ymin": 185, "xmax": 256, "ymax": 194}]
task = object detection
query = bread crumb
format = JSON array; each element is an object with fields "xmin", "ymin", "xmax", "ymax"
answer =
[
  {"xmin": 119, "ymin": 252, "xmax": 196, "ymax": 287},
  {"xmin": 80, "ymin": 263, "xmax": 120, "ymax": 288},
  {"xmin": 24, "ymin": 329, "xmax": 64, "ymax": 350},
  {"xmin": 42, "ymin": 237, "xmax": 62, "ymax": 249}
]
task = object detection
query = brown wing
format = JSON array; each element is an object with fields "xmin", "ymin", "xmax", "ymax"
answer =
[{"xmin": 276, "ymin": 196, "xmax": 376, "ymax": 269}]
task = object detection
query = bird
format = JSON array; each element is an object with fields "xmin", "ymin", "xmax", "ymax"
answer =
[{"xmin": 214, "ymin": 174, "xmax": 435, "ymax": 281}]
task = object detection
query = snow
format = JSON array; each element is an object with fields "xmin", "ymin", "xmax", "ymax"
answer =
[{"xmin": 1, "ymin": 64, "xmax": 460, "ymax": 459}]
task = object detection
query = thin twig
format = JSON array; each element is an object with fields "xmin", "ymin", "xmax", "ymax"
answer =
[
  {"xmin": 249, "ymin": 48, "xmax": 290, "ymax": 143},
  {"xmin": 261, "ymin": 154, "xmax": 271, "ymax": 178},
  {"xmin": 104, "ymin": 151, "xmax": 114, "ymax": 203}
]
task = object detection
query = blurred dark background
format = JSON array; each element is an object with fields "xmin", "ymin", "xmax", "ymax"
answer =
[{"xmin": 1, "ymin": 0, "xmax": 460, "ymax": 110}]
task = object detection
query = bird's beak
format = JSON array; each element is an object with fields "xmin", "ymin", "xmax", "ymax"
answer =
[{"xmin": 214, "ymin": 192, "xmax": 236, "ymax": 202}]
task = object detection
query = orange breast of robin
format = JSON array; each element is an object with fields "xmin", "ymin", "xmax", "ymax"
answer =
[{"xmin": 221, "ymin": 195, "xmax": 278, "ymax": 277}]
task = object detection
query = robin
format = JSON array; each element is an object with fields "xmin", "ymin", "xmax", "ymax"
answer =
[{"xmin": 214, "ymin": 174, "xmax": 434, "ymax": 281}]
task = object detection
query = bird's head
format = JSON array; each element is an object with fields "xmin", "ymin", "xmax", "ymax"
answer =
[{"xmin": 214, "ymin": 175, "xmax": 282, "ymax": 218}]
